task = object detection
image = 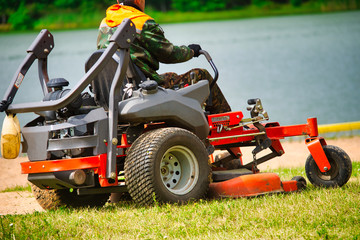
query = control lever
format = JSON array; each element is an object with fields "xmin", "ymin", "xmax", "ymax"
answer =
[{"xmin": 247, "ymin": 98, "xmax": 269, "ymax": 120}]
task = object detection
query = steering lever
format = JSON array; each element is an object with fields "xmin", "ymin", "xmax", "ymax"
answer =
[{"xmin": 199, "ymin": 50, "xmax": 218, "ymax": 90}]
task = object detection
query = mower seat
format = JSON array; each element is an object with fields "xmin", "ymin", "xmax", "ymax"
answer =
[{"xmin": 85, "ymin": 49, "xmax": 146, "ymax": 110}]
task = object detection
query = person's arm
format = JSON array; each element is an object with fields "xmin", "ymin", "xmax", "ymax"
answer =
[{"xmin": 140, "ymin": 20, "xmax": 194, "ymax": 64}]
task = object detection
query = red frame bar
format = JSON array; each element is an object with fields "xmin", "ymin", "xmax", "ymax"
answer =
[
  {"xmin": 21, "ymin": 154, "xmax": 118, "ymax": 187},
  {"xmin": 266, "ymin": 118, "xmax": 318, "ymax": 139},
  {"xmin": 208, "ymin": 117, "xmax": 319, "ymax": 147},
  {"xmin": 21, "ymin": 155, "xmax": 103, "ymax": 174}
]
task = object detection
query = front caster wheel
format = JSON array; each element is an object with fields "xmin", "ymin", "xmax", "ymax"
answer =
[
  {"xmin": 124, "ymin": 127, "xmax": 211, "ymax": 205},
  {"xmin": 305, "ymin": 145, "xmax": 352, "ymax": 188}
]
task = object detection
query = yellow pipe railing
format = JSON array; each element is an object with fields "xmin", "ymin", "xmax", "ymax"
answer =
[{"xmin": 318, "ymin": 121, "xmax": 360, "ymax": 134}]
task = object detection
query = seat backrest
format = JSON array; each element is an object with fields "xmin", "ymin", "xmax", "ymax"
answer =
[{"xmin": 85, "ymin": 49, "xmax": 146, "ymax": 110}]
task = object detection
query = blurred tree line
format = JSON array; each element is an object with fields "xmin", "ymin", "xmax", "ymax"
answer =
[
  {"xmin": 1, "ymin": 0, "xmax": 358, "ymax": 30},
  {"xmin": 0, "ymin": 0, "xmax": 115, "ymax": 29}
]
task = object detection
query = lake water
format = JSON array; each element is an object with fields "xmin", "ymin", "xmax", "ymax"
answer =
[{"xmin": 0, "ymin": 11, "xmax": 359, "ymax": 129}]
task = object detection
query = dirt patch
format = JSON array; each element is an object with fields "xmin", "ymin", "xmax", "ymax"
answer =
[
  {"xmin": 0, "ymin": 157, "xmax": 44, "ymax": 215},
  {"xmin": 0, "ymin": 156, "xmax": 28, "ymax": 192},
  {"xmin": 0, "ymin": 136, "xmax": 359, "ymax": 215}
]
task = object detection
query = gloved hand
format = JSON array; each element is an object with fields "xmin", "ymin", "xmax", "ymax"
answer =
[{"xmin": 188, "ymin": 44, "xmax": 202, "ymax": 57}]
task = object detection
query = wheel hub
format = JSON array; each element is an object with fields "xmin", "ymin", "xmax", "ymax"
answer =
[
  {"xmin": 316, "ymin": 157, "xmax": 339, "ymax": 181},
  {"xmin": 161, "ymin": 153, "xmax": 181, "ymax": 188},
  {"xmin": 160, "ymin": 145, "xmax": 199, "ymax": 195}
]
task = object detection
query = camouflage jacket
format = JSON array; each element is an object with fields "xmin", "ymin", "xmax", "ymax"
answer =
[{"xmin": 97, "ymin": 4, "xmax": 194, "ymax": 84}]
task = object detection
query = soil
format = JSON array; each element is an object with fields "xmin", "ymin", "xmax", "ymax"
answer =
[{"xmin": 1, "ymin": 136, "xmax": 359, "ymax": 215}]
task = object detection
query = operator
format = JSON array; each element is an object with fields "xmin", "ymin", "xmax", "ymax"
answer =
[{"xmin": 97, "ymin": 0, "xmax": 231, "ymax": 114}]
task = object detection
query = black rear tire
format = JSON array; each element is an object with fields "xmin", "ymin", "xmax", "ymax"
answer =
[
  {"xmin": 31, "ymin": 184, "xmax": 110, "ymax": 210},
  {"xmin": 124, "ymin": 127, "xmax": 211, "ymax": 205},
  {"xmin": 305, "ymin": 145, "xmax": 352, "ymax": 188}
]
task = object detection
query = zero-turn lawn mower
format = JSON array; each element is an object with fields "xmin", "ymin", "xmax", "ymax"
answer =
[{"xmin": 0, "ymin": 19, "xmax": 352, "ymax": 209}]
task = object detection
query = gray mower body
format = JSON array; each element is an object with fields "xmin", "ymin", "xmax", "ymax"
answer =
[
  {"xmin": 118, "ymin": 80, "xmax": 210, "ymax": 140},
  {"xmin": 22, "ymin": 80, "xmax": 210, "ymax": 162}
]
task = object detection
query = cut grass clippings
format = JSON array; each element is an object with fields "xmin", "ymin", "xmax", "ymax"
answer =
[{"xmin": 1, "ymin": 162, "xmax": 359, "ymax": 239}]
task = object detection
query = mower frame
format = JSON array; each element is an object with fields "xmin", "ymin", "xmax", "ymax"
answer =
[{"xmin": 0, "ymin": 19, "xmax": 351, "ymax": 203}]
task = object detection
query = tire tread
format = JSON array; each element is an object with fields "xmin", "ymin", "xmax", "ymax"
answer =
[{"xmin": 125, "ymin": 127, "xmax": 210, "ymax": 205}]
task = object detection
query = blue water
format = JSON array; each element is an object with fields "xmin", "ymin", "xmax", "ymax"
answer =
[{"xmin": 0, "ymin": 11, "xmax": 359, "ymax": 129}]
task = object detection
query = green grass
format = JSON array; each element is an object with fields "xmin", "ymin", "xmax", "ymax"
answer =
[
  {"xmin": 1, "ymin": 162, "xmax": 359, "ymax": 239},
  {"xmin": 0, "ymin": 184, "xmax": 31, "ymax": 193}
]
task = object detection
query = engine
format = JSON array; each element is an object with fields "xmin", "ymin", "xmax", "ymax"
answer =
[{"xmin": 42, "ymin": 78, "xmax": 83, "ymax": 121}]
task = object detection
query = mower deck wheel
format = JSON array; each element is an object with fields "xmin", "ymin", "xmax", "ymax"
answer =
[{"xmin": 291, "ymin": 176, "xmax": 307, "ymax": 190}]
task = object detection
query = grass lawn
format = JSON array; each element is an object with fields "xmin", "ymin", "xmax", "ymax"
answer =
[{"xmin": 1, "ymin": 162, "xmax": 359, "ymax": 239}]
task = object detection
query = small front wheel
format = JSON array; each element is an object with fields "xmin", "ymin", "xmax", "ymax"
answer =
[{"xmin": 305, "ymin": 145, "xmax": 352, "ymax": 188}]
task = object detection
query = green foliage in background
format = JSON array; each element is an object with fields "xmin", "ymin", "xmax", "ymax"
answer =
[
  {"xmin": 0, "ymin": 0, "xmax": 359, "ymax": 31},
  {"xmin": 53, "ymin": 0, "xmax": 78, "ymax": 8},
  {"xmin": 7, "ymin": 1, "xmax": 32, "ymax": 30},
  {"xmin": 172, "ymin": 0, "xmax": 226, "ymax": 12}
]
